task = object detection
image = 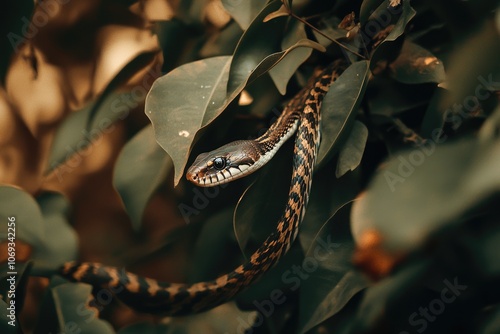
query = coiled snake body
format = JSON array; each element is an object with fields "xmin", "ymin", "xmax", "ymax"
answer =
[{"xmin": 59, "ymin": 60, "xmax": 347, "ymax": 315}]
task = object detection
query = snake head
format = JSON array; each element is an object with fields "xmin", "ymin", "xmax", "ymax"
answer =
[{"xmin": 186, "ymin": 140, "xmax": 260, "ymax": 187}]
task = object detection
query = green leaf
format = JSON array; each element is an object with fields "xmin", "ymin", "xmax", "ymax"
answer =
[
  {"xmin": 316, "ymin": 60, "xmax": 370, "ymax": 167},
  {"xmin": 0, "ymin": 186, "xmax": 44, "ymax": 247},
  {"xmin": 146, "ymin": 56, "xmax": 232, "ymax": 186},
  {"xmin": 298, "ymin": 202, "xmax": 369, "ymax": 334},
  {"xmin": 227, "ymin": 0, "xmax": 288, "ymax": 93},
  {"xmin": 113, "ymin": 125, "xmax": 172, "ymax": 230},
  {"xmin": 336, "ymin": 121, "xmax": 368, "ymax": 178},
  {"xmin": 378, "ymin": 0, "xmax": 415, "ymax": 44},
  {"xmin": 1, "ymin": 0, "xmax": 34, "ymax": 83},
  {"xmin": 369, "ymin": 0, "xmax": 416, "ymax": 67},
  {"xmin": 199, "ymin": 21, "xmax": 243, "ymax": 58},
  {"xmin": 221, "ymin": 0, "xmax": 268, "ymax": 30},
  {"xmin": 360, "ymin": 0, "xmax": 385, "ymax": 24},
  {"xmin": 32, "ymin": 192, "xmax": 78, "ymax": 273},
  {"xmin": 269, "ymin": 21, "xmax": 313, "ymax": 95},
  {"xmin": 352, "ymin": 137, "xmax": 500, "ymax": 253},
  {"xmin": 50, "ymin": 282, "xmax": 114, "ymax": 334},
  {"xmin": 389, "ymin": 40, "xmax": 446, "ymax": 84}
]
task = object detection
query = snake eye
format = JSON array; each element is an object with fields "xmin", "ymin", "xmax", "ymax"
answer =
[{"xmin": 212, "ymin": 157, "xmax": 226, "ymax": 170}]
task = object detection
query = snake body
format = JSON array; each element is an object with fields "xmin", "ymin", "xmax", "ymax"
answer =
[{"xmin": 59, "ymin": 60, "xmax": 346, "ymax": 315}]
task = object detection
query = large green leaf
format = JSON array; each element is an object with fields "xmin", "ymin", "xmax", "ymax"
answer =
[
  {"xmin": 145, "ymin": 51, "xmax": 298, "ymax": 187},
  {"xmin": 351, "ymin": 137, "xmax": 500, "ymax": 253},
  {"xmin": 316, "ymin": 60, "xmax": 370, "ymax": 167},
  {"xmin": 0, "ymin": 186, "xmax": 44, "ymax": 247},
  {"xmin": 221, "ymin": 0, "xmax": 268, "ymax": 30},
  {"xmin": 113, "ymin": 125, "xmax": 172, "ymax": 230},
  {"xmin": 298, "ymin": 202, "xmax": 369, "ymax": 334},
  {"xmin": 199, "ymin": 21, "xmax": 243, "ymax": 58},
  {"xmin": 389, "ymin": 40, "xmax": 446, "ymax": 84},
  {"xmin": 146, "ymin": 56, "xmax": 232, "ymax": 186}
]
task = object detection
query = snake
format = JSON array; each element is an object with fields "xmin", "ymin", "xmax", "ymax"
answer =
[{"xmin": 58, "ymin": 59, "xmax": 347, "ymax": 316}]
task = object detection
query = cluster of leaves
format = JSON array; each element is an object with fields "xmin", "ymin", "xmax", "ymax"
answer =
[{"xmin": 1, "ymin": 0, "xmax": 500, "ymax": 333}]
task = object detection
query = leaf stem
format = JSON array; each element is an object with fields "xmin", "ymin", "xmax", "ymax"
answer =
[{"xmin": 290, "ymin": 12, "xmax": 366, "ymax": 60}]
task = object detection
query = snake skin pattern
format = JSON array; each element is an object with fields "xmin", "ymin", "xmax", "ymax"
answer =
[{"xmin": 58, "ymin": 59, "xmax": 347, "ymax": 315}]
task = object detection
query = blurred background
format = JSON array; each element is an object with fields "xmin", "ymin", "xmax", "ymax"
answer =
[{"xmin": 1, "ymin": 0, "xmax": 500, "ymax": 333}]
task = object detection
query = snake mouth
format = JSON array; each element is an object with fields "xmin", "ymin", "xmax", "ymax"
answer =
[
  {"xmin": 186, "ymin": 163, "xmax": 253, "ymax": 187},
  {"xmin": 186, "ymin": 168, "xmax": 222, "ymax": 187},
  {"xmin": 186, "ymin": 172, "xmax": 230, "ymax": 187}
]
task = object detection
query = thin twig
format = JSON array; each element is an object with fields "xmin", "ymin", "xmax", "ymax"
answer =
[{"xmin": 290, "ymin": 13, "xmax": 367, "ymax": 59}]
